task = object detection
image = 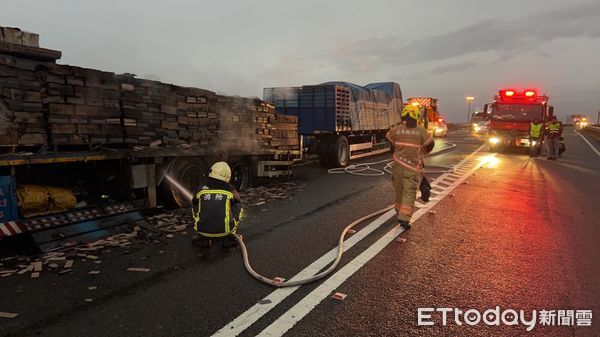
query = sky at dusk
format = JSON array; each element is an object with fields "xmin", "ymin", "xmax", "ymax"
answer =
[{"xmin": 2, "ymin": 0, "xmax": 599, "ymax": 122}]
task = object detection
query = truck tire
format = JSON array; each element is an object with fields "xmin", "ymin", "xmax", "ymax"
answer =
[
  {"xmin": 169, "ymin": 158, "xmax": 208, "ymax": 208},
  {"xmin": 327, "ymin": 135, "xmax": 350, "ymax": 168},
  {"xmin": 230, "ymin": 161, "xmax": 253, "ymax": 191},
  {"xmin": 317, "ymin": 136, "xmax": 334, "ymax": 168}
]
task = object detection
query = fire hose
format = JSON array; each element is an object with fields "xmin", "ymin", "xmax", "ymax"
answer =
[
  {"xmin": 232, "ymin": 204, "xmax": 395, "ymax": 287},
  {"xmin": 327, "ymin": 142, "xmax": 458, "ymax": 176},
  {"xmin": 167, "ymin": 143, "xmax": 457, "ymax": 288}
]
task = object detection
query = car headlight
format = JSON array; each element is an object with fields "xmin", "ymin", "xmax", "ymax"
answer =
[{"xmin": 489, "ymin": 137, "xmax": 500, "ymax": 145}]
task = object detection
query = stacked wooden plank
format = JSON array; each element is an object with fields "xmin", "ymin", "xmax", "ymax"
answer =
[
  {"xmin": 271, "ymin": 114, "xmax": 299, "ymax": 150},
  {"xmin": 1, "ymin": 25, "xmax": 300, "ymax": 154},
  {"xmin": 216, "ymin": 97, "xmax": 276, "ymax": 152},
  {"xmin": 43, "ymin": 64, "xmax": 123, "ymax": 145},
  {"xmin": 0, "ymin": 54, "xmax": 46, "ymax": 146}
]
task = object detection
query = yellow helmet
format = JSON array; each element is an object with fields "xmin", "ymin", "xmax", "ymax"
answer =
[
  {"xmin": 401, "ymin": 105, "xmax": 421, "ymax": 120},
  {"xmin": 208, "ymin": 161, "xmax": 232, "ymax": 183}
]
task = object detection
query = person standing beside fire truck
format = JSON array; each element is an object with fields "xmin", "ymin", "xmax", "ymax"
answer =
[
  {"xmin": 545, "ymin": 115, "xmax": 563, "ymax": 160},
  {"xmin": 528, "ymin": 120, "xmax": 543, "ymax": 157}
]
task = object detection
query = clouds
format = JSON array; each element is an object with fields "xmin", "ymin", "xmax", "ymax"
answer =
[{"xmin": 332, "ymin": 1, "xmax": 600, "ymax": 70}]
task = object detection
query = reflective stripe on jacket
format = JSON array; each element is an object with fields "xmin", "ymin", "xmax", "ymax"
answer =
[{"xmin": 192, "ymin": 189, "xmax": 238, "ymax": 237}]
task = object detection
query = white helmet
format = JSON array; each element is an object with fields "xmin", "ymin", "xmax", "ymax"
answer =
[{"xmin": 208, "ymin": 162, "xmax": 232, "ymax": 183}]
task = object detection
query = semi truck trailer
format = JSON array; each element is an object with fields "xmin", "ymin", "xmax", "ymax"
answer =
[
  {"xmin": 264, "ymin": 81, "xmax": 403, "ymax": 168},
  {"xmin": 0, "ymin": 27, "xmax": 300, "ymax": 248}
]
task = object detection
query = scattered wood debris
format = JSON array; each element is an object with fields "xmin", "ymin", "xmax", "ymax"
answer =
[
  {"xmin": 240, "ymin": 182, "xmax": 306, "ymax": 207},
  {"xmin": 0, "ymin": 312, "xmax": 19, "ymax": 319},
  {"xmin": 127, "ymin": 267, "xmax": 150, "ymax": 273}
]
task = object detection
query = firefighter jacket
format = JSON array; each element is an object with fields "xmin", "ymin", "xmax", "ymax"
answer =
[
  {"xmin": 529, "ymin": 122, "xmax": 543, "ymax": 138},
  {"xmin": 386, "ymin": 124, "xmax": 434, "ymax": 172},
  {"xmin": 192, "ymin": 178, "xmax": 243, "ymax": 237},
  {"xmin": 546, "ymin": 121, "xmax": 563, "ymax": 139}
]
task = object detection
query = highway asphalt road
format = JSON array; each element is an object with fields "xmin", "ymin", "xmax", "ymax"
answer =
[{"xmin": 1, "ymin": 127, "xmax": 598, "ymax": 337}]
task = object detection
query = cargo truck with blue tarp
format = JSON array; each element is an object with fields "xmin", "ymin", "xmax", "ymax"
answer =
[{"xmin": 264, "ymin": 82, "xmax": 403, "ymax": 168}]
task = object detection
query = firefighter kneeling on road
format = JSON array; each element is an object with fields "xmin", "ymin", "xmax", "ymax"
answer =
[
  {"xmin": 192, "ymin": 162, "xmax": 244, "ymax": 250},
  {"xmin": 386, "ymin": 105, "xmax": 435, "ymax": 229}
]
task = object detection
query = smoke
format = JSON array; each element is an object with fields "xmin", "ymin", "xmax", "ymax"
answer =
[{"xmin": 213, "ymin": 96, "xmax": 263, "ymax": 154}]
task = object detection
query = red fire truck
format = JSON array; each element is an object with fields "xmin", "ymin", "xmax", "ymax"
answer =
[{"xmin": 484, "ymin": 89, "xmax": 553, "ymax": 152}]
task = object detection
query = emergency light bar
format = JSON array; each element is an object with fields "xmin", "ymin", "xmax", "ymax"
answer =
[
  {"xmin": 501, "ymin": 90, "xmax": 515, "ymax": 97},
  {"xmin": 499, "ymin": 89, "xmax": 539, "ymax": 98}
]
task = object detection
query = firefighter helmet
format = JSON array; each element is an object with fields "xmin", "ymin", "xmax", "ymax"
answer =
[
  {"xmin": 401, "ymin": 105, "xmax": 421, "ymax": 120},
  {"xmin": 208, "ymin": 162, "xmax": 232, "ymax": 183}
]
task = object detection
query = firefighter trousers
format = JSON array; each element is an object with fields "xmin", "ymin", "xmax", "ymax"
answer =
[{"xmin": 391, "ymin": 163, "xmax": 421, "ymax": 222}]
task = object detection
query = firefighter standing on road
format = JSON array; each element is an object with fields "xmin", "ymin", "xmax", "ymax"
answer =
[
  {"xmin": 528, "ymin": 120, "xmax": 543, "ymax": 157},
  {"xmin": 386, "ymin": 105, "xmax": 435, "ymax": 229},
  {"xmin": 192, "ymin": 162, "xmax": 244, "ymax": 249},
  {"xmin": 545, "ymin": 116, "xmax": 563, "ymax": 160}
]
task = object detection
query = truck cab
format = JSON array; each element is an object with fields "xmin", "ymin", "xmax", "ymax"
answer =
[{"xmin": 485, "ymin": 89, "xmax": 551, "ymax": 152}]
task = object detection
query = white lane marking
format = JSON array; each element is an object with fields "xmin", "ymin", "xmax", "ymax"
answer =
[
  {"xmin": 211, "ymin": 209, "xmax": 396, "ymax": 336},
  {"xmin": 257, "ymin": 146, "xmax": 488, "ymax": 337},
  {"xmin": 575, "ymin": 130, "xmax": 600, "ymax": 157},
  {"xmin": 213, "ymin": 144, "xmax": 485, "ymax": 337}
]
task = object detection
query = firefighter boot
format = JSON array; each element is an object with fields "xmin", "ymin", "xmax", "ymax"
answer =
[{"xmin": 399, "ymin": 220, "xmax": 412, "ymax": 230}]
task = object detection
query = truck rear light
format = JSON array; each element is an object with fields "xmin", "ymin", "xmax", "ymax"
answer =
[{"xmin": 524, "ymin": 90, "xmax": 536, "ymax": 97}]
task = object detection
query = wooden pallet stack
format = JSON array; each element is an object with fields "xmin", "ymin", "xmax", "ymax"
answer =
[
  {"xmin": 178, "ymin": 86, "xmax": 218, "ymax": 147},
  {"xmin": 215, "ymin": 97, "xmax": 275, "ymax": 153},
  {"xmin": 1, "ymin": 25, "xmax": 300, "ymax": 154},
  {"xmin": 0, "ymin": 54, "xmax": 46, "ymax": 147},
  {"xmin": 43, "ymin": 64, "xmax": 123, "ymax": 145},
  {"xmin": 271, "ymin": 114, "xmax": 299, "ymax": 150}
]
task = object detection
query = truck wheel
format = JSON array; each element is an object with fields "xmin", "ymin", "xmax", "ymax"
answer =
[
  {"xmin": 230, "ymin": 161, "xmax": 253, "ymax": 191},
  {"xmin": 317, "ymin": 136, "xmax": 333, "ymax": 168},
  {"xmin": 169, "ymin": 158, "xmax": 208, "ymax": 208},
  {"xmin": 328, "ymin": 135, "xmax": 350, "ymax": 168}
]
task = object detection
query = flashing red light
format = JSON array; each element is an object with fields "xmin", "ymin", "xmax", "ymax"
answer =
[
  {"xmin": 504, "ymin": 90, "xmax": 515, "ymax": 97},
  {"xmin": 438, "ymin": 118, "xmax": 444, "ymax": 123},
  {"xmin": 524, "ymin": 90, "xmax": 536, "ymax": 97}
]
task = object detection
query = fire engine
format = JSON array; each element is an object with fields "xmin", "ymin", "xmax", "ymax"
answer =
[
  {"xmin": 483, "ymin": 89, "xmax": 553, "ymax": 152},
  {"xmin": 407, "ymin": 97, "xmax": 448, "ymax": 137}
]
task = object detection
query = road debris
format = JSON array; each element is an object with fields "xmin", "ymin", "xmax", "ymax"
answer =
[
  {"xmin": 0, "ymin": 312, "xmax": 19, "ymax": 319},
  {"xmin": 331, "ymin": 292, "xmax": 347, "ymax": 301},
  {"xmin": 88, "ymin": 286, "xmax": 97, "ymax": 290},
  {"xmin": 127, "ymin": 267, "xmax": 150, "ymax": 272},
  {"xmin": 240, "ymin": 182, "xmax": 306, "ymax": 207},
  {"xmin": 31, "ymin": 272, "xmax": 39, "ymax": 278},
  {"xmin": 396, "ymin": 238, "xmax": 407, "ymax": 243}
]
